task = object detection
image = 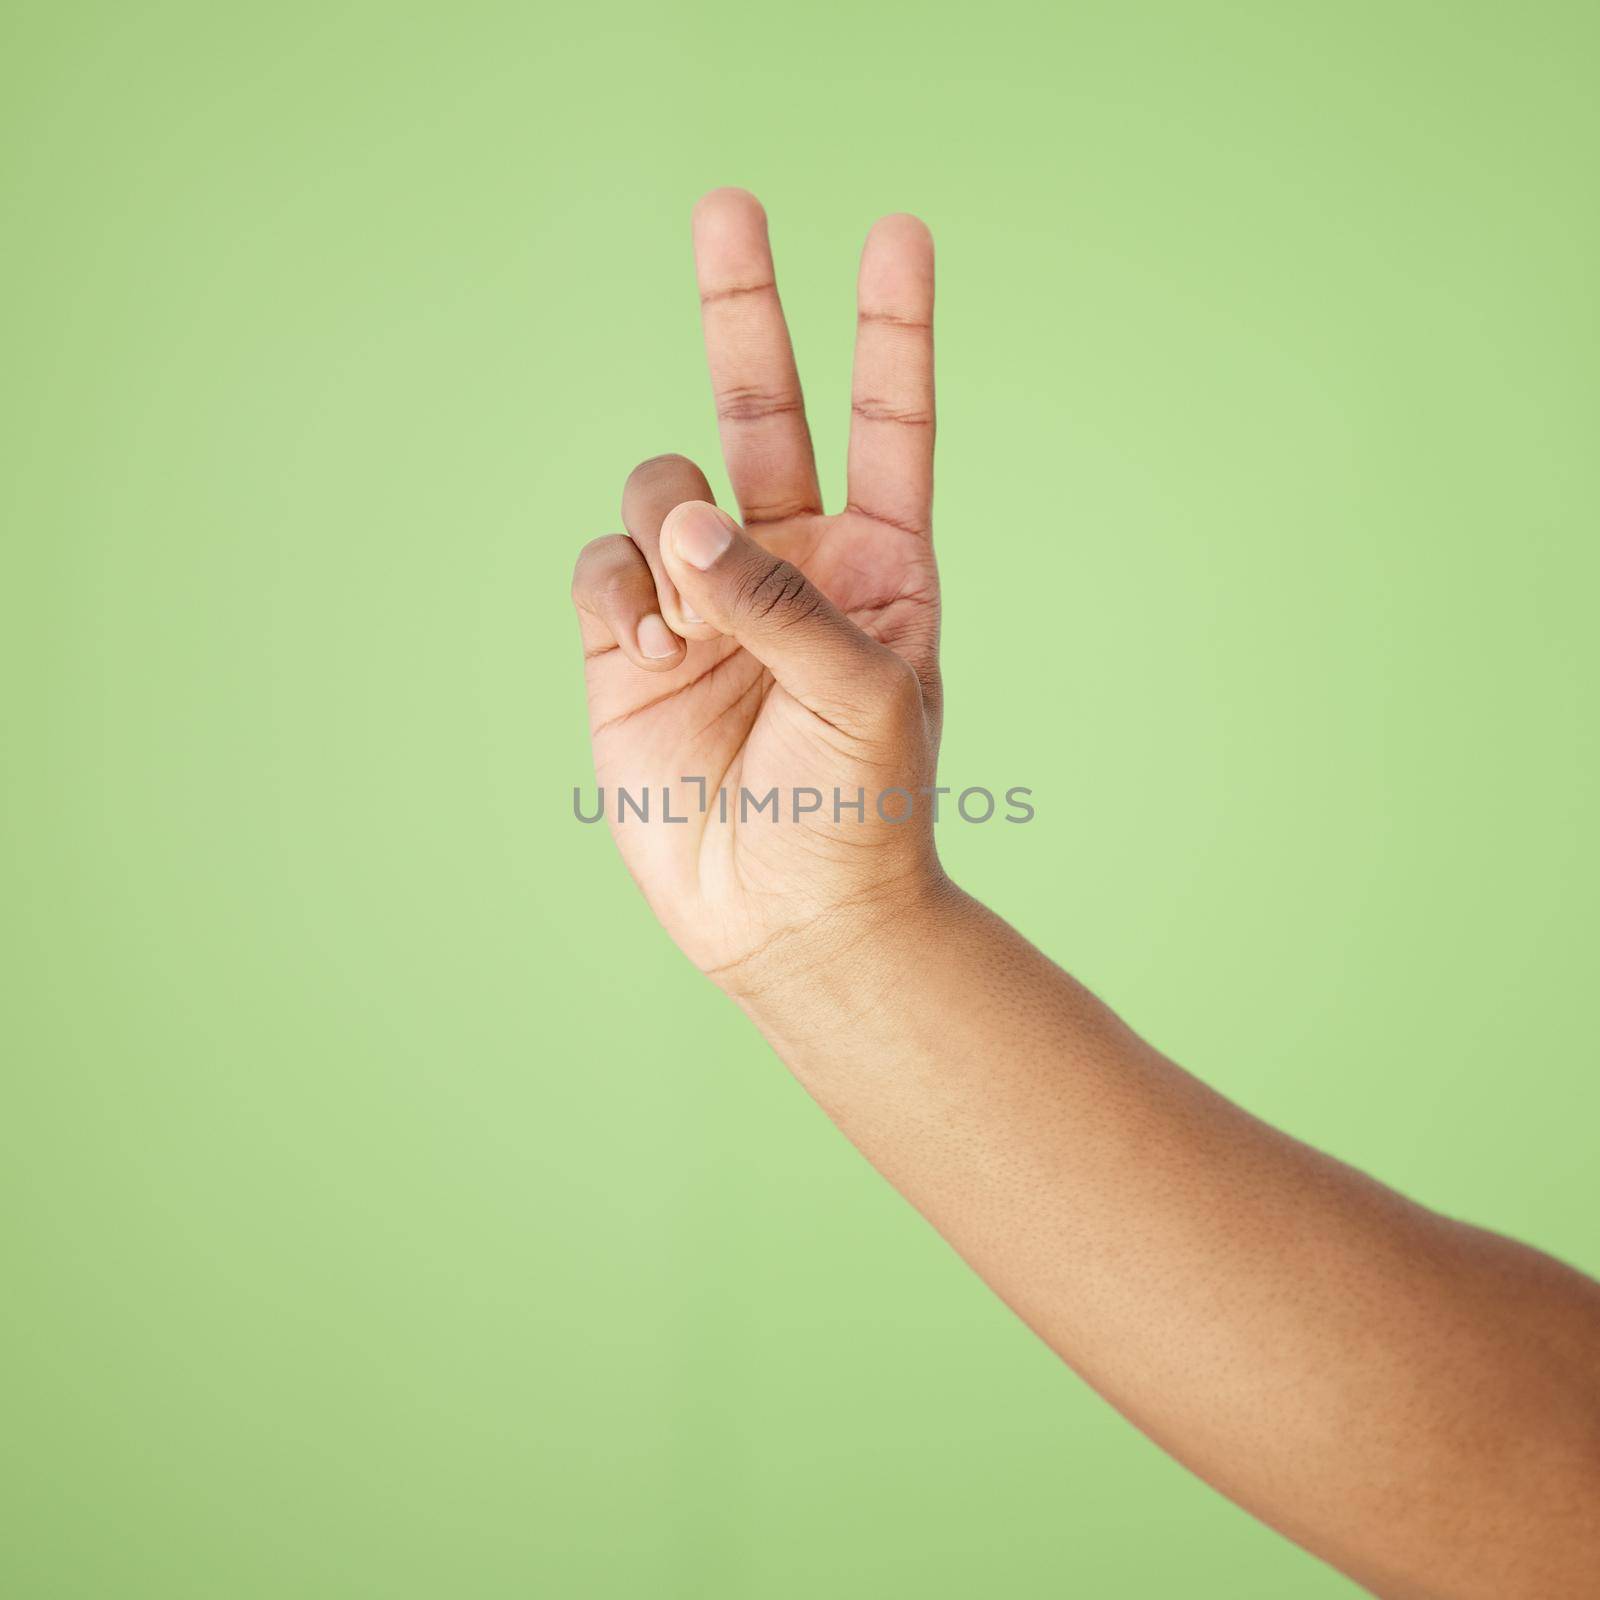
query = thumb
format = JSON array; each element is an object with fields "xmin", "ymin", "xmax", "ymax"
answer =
[{"xmin": 660, "ymin": 501, "xmax": 914, "ymax": 721}]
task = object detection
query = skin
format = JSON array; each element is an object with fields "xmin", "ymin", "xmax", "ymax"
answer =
[{"xmin": 571, "ymin": 188, "xmax": 1600, "ymax": 1598}]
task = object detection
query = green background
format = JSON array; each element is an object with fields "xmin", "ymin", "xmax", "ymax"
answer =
[{"xmin": 4, "ymin": 2, "xmax": 1596, "ymax": 1595}]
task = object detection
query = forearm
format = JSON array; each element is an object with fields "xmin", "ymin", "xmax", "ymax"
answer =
[
  {"xmin": 586, "ymin": 189, "xmax": 1600, "ymax": 1598},
  {"xmin": 731, "ymin": 879, "xmax": 1600, "ymax": 1599}
]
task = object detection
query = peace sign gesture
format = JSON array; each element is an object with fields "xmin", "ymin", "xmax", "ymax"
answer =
[{"xmin": 572, "ymin": 189, "xmax": 947, "ymax": 989}]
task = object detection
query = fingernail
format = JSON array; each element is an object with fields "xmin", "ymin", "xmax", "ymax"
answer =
[
  {"xmin": 680, "ymin": 606, "xmax": 703, "ymax": 625},
  {"xmin": 637, "ymin": 614, "xmax": 680, "ymax": 659},
  {"xmin": 669, "ymin": 502, "xmax": 735, "ymax": 570}
]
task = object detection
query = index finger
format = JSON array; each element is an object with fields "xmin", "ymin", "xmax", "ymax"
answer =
[{"xmin": 693, "ymin": 189, "xmax": 822, "ymax": 529}]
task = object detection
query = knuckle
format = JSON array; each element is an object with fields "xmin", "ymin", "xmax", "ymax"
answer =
[
  {"xmin": 591, "ymin": 571, "xmax": 640, "ymax": 608},
  {"xmin": 828, "ymin": 653, "xmax": 925, "ymax": 745},
  {"xmin": 576, "ymin": 533, "xmax": 626, "ymax": 562},
  {"xmin": 851, "ymin": 397, "xmax": 936, "ymax": 428},
  {"xmin": 714, "ymin": 385, "xmax": 804, "ymax": 425},
  {"xmin": 570, "ymin": 535, "xmax": 636, "ymax": 605},
  {"xmin": 872, "ymin": 652, "xmax": 925, "ymax": 716},
  {"xmin": 626, "ymin": 452, "xmax": 696, "ymax": 485},
  {"xmin": 735, "ymin": 559, "xmax": 818, "ymax": 627}
]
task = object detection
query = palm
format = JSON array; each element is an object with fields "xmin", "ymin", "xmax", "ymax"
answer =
[
  {"xmin": 588, "ymin": 503, "xmax": 937, "ymax": 733},
  {"xmin": 578, "ymin": 192, "xmax": 939, "ymax": 973}
]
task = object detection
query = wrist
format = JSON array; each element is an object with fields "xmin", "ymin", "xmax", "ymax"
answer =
[{"xmin": 716, "ymin": 865, "xmax": 973, "ymax": 1035}]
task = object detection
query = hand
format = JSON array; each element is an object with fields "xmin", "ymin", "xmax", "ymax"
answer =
[{"xmin": 571, "ymin": 189, "xmax": 945, "ymax": 991}]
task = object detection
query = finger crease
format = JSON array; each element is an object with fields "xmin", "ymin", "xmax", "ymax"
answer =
[
  {"xmin": 589, "ymin": 648, "xmax": 751, "ymax": 737},
  {"xmin": 717, "ymin": 388, "xmax": 806, "ymax": 424},
  {"xmin": 742, "ymin": 498, "xmax": 822, "ymax": 525},
  {"xmin": 845, "ymin": 499, "xmax": 931, "ymax": 538},
  {"xmin": 851, "ymin": 398, "xmax": 935, "ymax": 427},
  {"xmin": 857, "ymin": 310, "xmax": 933, "ymax": 330},
  {"xmin": 700, "ymin": 280, "xmax": 778, "ymax": 306}
]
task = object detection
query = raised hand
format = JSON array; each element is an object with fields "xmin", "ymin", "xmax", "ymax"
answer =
[
  {"xmin": 571, "ymin": 189, "xmax": 946, "ymax": 989},
  {"xmin": 570, "ymin": 192, "xmax": 1600, "ymax": 1600}
]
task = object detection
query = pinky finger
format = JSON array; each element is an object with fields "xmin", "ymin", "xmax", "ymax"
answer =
[{"xmin": 570, "ymin": 534, "xmax": 687, "ymax": 671}]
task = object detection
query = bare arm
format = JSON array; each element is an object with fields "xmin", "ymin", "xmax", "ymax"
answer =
[
  {"xmin": 570, "ymin": 188, "xmax": 1600, "ymax": 1598},
  {"xmin": 733, "ymin": 881, "xmax": 1600, "ymax": 1599}
]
